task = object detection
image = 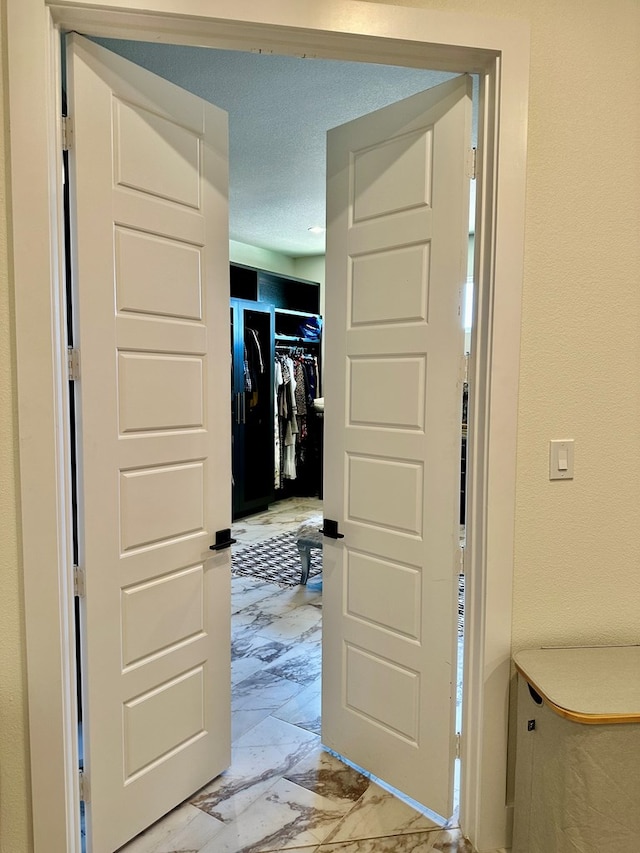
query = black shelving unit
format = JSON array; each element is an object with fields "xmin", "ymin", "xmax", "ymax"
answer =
[
  {"xmin": 230, "ymin": 264, "xmax": 322, "ymax": 518},
  {"xmin": 230, "ymin": 298, "xmax": 274, "ymax": 519}
]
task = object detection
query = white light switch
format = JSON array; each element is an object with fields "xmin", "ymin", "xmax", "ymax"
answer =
[{"xmin": 549, "ymin": 439, "xmax": 574, "ymax": 480}]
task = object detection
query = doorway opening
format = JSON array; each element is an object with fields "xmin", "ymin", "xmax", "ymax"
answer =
[
  {"xmin": 64, "ymin": 38, "xmax": 477, "ymax": 851},
  {"xmin": 62, "ymin": 37, "xmax": 477, "ymax": 851},
  {"xmin": 10, "ymin": 5, "xmax": 528, "ymax": 852}
]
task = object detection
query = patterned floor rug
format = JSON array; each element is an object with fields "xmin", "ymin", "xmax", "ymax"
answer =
[{"xmin": 232, "ymin": 531, "xmax": 323, "ymax": 587}]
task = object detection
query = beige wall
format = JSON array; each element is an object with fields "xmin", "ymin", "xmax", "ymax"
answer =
[
  {"xmin": 293, "ymin": 256, "xmax": 326, "ymax": 317},
  {"xmin": 229, "ymin": 239, "xmax": 298, "ymax": 277},
  {"xmin": 2, "ymin": 1, "xmax": 639, "ymax": 850},
  {"xmin": 508, "ymin": 0, "xmax": 639, "ymax": 651},
  {"xmin": 0, "ymin": 5, "xmax": 33, "ymax": 851}
]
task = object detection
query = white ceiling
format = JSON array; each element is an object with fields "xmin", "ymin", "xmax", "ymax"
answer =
[{"xmin": 95, "ymin": 39, "xmax": 475, "ymax": 257}]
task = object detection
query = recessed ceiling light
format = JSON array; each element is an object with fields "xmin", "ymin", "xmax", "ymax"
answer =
[{"xmin": 307, "ymin": 226, "xmax": 326, "ymax": 234}]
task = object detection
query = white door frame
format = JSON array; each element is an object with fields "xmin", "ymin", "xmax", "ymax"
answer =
[{"xmin": 6, "ymin": 2, "xmax": 529, "ymax": 852}]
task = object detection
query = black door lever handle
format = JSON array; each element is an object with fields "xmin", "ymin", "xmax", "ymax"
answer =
[
  {"xmin": 210, "ymin": 528, "xmax": 237, "ymax": 551},
  {"xmin": 320, "ymin": 519, "xmax": 344, "ymax": 540}
]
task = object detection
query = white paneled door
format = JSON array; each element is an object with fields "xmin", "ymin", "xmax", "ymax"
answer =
[
  {"xmin": 322, "ymin": 76, "xmax": 471, "ymax": 819},
  {"xmin": 67, "ymin": 35, "xmax": 231, "ymax": 852}
]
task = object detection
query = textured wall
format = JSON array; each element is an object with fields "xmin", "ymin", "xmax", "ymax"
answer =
[{"xmin": 0, "ymin": 5, "xmax": 33, "ymax": 851}]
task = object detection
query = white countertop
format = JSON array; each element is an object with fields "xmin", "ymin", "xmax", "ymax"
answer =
[{"xmin": 514, "ymin": 645, "xmax": 640, "ymax": 722}]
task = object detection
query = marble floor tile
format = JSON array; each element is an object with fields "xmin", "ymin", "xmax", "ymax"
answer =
[
  {"xmin": 117, "ymin": 802, "xmax": 223, "ymax": 852},
  {"xmin": 231, "ymin": 669, "xmax": 309, "ymax": 740},
  {"xmin": 151, "ymin": 809, "xmax": 225, "ymax": 853},
  {"xmin": 232, "ymin": 654, "xmax": 277, "ymax": 690},
  {"xmin": 273, "ymin": 677, "xmax": 322, "ymax": 735},
  {"xmin": 234, "ymin": 590, "xmax": 318, "ymax": 622},
  {"xmin": 232, "ymin": 498, "xmax": 322, "ymax": 552},
  {"xmin": 198, "ymin": 778, "xmax": 354, "ymax": 853},
  {"xmin": 260, "ymin": 605, "xmax": 323, "ymax": 642},
  {"xmin": 233, "ymin": 669, "xmax": 308, "ymax": 711},
  {"xmin": 283, "ymin": 747, "xmax": 371, "ymax": 807},
  {"xmin": 233, "ymin": 606, "xmax": 281, "ymax": 637},
  {"xmin": 245, "ymin": 849, "xmax": 318, "ymax": 853},
  {"xmin": 237, "ymin": 588, "xmax": 317, "ymax": 621},
  {"xmin": 231, "ymin": 706, "xmax": 276, "ymax": 742},
  {"xmin": 322, "ymin": 781, "xmax": 440, "ymax": 844},
  {"xmin": 231, "ymin": 630, "xmax": 289, "ymax": 665},
  {"xmin": 269, "ymin": 583, "xmax": 323, "ymax": 610},
  {"xmin": 263, "ymin": 642, "xmax": 322, "ymax": 687},
  {"xmin": 191, "ymin": 717, "xmax": 319, "ymax": 823},
  {"xmin": 314, "ymin": 828, "xmax": 473, "ymax": 852},
  {"xmin": 231, "ymin": 578, "xmax": 283, "ymax": 614}
]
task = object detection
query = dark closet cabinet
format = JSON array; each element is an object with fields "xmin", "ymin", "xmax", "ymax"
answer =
[
  {"xmin": 230, "ymin": 299, "xmax": 274, "ymax": 519},
  {"xmin": 230, "ymin": 263, "xmax": 322, "ymax": 520},
  {"xmin": 230, "ymin": 264, "xmax": 322, "ymax": 344}
]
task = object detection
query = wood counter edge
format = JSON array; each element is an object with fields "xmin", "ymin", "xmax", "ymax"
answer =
[{"xmin": 514, "ymin": 660, "xmax": 640, "ymax": 725}]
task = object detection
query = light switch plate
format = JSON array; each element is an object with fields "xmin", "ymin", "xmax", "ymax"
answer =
[{"xmin": 549, "ymin": 439, "xmax": 574, "ymax": 480}]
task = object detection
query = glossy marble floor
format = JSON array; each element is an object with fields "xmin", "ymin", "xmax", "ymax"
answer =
[
  {"xmin": 231, "ymin": 497, "xmax": 325, "ymax": 553},
  {"xmin": 119, "ymin": 498, "xmax": 497, "ymax": 853}
]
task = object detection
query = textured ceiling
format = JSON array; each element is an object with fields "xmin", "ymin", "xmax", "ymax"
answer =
[{"xmin": 96, "ymin": 39, "xmax": 474, "ymax": 257}]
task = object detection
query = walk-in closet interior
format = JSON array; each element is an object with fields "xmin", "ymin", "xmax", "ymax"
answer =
[{"xmin": 230, "ymin": 263, "xmax": 324, "ymax": 520}]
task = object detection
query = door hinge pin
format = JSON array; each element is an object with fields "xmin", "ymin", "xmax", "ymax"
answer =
[
  {"xmin": 455, "ymin": 732, "xmax": 462, "ymax": 759},
  {"xmin": 460, "ymin": 353, "xmax": 469, "ymax": 385},
  {"xmin": 62, "ymin": 115, "xmax": 73, "ymax": 151},
  {"xmin": 73, "ymin": 565, "xmax": 85, "ymax": 598},
  {"xmin": 466, "ymin": 147, "xmax": 477, "ymax": 180},
  {"xmin": 68, "ymin": 347, "xmax": 80, "ymax": 381},
  {"xmin": 79, "ymin": 767, "xmax": 89, "ymax": 802}
]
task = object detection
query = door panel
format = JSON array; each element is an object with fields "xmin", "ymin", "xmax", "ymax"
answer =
[
  {"xmin": 67, "ymin": 35, "xmax": 231, "ymax": 852},
  {"xmin": 322, "ymin": 75, "xmax": 471, "ymax": 819},
  {"xmin": 115, "ymin": 227, "xmax": 204, "ymax": 320}
]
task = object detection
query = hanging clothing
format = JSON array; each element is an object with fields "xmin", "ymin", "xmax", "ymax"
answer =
[
  {"xmin": 247, "ymin": 328, "xmax": 264, "ymax": 373},
  {"xmin": 244, "ymin": 326, "xmax": 265, "ymax": 396},
  {"xmin": 294, "ymin": 361, "xmax": 307, "ymax": 417},
  {"xmin": 274, "ymin": 349, "xmax": 322, "ymax": 491},
  {"xmin": 243, "ymin": 345, "xmax": 252, "ymax": 392},
  {"xmin": 283, "ymin": 356, "xmax": 298, "ymax": 480},
  {"xmin": 274, "ymin": 359, "xmax": 283, "ymax": 489},
  {"xmin": 304, "ymin": 358, "xmax": 317, "ymax": 404}
]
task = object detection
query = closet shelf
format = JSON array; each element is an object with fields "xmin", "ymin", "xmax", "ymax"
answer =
[
  {"xmin": 275, "ymin": 334, "xmax": 321, "ymax": 343},
  {"xmin": 275, "ymin": 307, "xmax": 321, "ymax": 318}
]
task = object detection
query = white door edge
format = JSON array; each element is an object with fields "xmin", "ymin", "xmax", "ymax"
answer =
[
  {"xmin": 323, "ymin": 75, "xmax": 473, "ymax": 816},
  {"xmin": 7, "ymin": 3, "xmax": 529, "ymax": 851}
]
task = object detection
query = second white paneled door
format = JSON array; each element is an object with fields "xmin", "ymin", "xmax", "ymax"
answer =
[
  {"xmin": 67, "ymin": 35, "xmax": 231, "ymax": 852},
  {"xmin": 322, "ymin": 76, "xmax": 471, "ymax": 819}
]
